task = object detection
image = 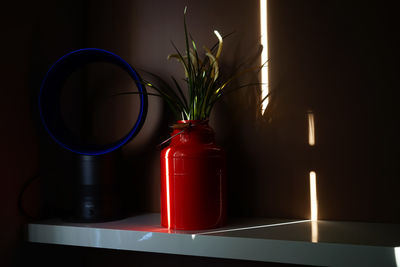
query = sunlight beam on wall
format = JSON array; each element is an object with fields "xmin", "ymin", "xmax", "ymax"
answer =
[
  {"xmin": 308, "ymin": 111, "xmax": 315, "ymax": 146},
  {"xmin": 310, "ymin": 171, "xmax": 318, "ymax": 221},
  {"xmin": 260, "ymin": 0, "xmax": 269, "ymax": 114}
]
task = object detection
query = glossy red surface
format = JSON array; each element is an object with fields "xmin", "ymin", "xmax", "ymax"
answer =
[{"xmin": 160, "ymin": 120, "xmax": 226, "ymax": 230}]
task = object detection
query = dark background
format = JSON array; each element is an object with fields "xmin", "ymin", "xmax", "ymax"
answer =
[{"xmin": 1, "ymin": 0, "xmax": 399, "ymax": 266}]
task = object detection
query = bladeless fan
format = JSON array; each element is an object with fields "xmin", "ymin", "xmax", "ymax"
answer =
[{"xmin": 39, "ymin": 48, "xmax": 148, "ymax": 222}]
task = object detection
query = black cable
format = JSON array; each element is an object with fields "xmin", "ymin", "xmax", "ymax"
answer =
[{"xmin": 17, "ymin": 174, "xmax": 41, "ymax": 220}]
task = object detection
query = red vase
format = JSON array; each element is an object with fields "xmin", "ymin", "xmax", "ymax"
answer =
[{"xmin": 160, "ymin": 120, "xmax": 226, "ymax": 230}]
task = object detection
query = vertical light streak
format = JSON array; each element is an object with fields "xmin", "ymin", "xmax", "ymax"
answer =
[
  {"xmin": 165, "ymin": 148, "xmax": 172, "ymax": 229},
  {"xmin": 308, "ymin": 110, "xmax": 317, "ymax": 240},
  {"xmin": 308, "ymin": 111, "xmax": 315, "ymax": 146},
  {"xmin": 260, "ymin": 0, "xmax": 269, "ymax": 114},
  {"xmin": 395, "ymin": 247, "xmax": 400, "ymax": 267},
  {"xmin": 310, "ymin": 171, "xmax": 318, "ymax": 221},
  {"xmin": 311, "ymin": 220, "xmax": 319, "ymax": 243}
]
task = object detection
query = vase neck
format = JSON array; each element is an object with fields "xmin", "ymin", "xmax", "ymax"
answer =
[{"xmin": 171, "ymin": 120, "xmax": 215, "ymax": 145}]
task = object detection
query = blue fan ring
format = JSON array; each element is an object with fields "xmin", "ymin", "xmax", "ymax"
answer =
[{"xmin": 39, "ymin": 48, "xmax": 147, "ymax": 155}]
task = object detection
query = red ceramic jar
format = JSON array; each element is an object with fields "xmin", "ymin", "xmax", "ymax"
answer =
[{"xmin": 160, "ymin": 120, "xmax": 226, "ymax": 230}]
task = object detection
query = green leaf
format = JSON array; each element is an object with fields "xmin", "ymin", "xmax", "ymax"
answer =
[{"xmin": 171, "ymin": 76, "xmax": 188, "ymax": 111}]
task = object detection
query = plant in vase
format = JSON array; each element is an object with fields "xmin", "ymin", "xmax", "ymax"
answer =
[{"xmin": 140, "ymin": 8, "xmax": 265, "ymax": 230}]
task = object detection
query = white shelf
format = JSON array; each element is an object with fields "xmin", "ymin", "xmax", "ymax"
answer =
[{"xmin": 27, "ymin": 213, "xmax": 400, "ymax": 266}]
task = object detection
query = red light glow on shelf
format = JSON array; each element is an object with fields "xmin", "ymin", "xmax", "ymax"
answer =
[{"xmin": 164, "ymin": 148, "xmax": 172, "ymax": 229}]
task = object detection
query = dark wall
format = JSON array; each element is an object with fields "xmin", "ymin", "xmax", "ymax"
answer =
[
  {"xmin": 1, "ymin": 0, "xmax": 399, "ymax": 266},
  {"xmin": 264, "ymin": 0, "xmax": 399, "ymax": 222},
  {"xmin": 0, "ymin": 0, "xmax": 84, "ymax": 265}
]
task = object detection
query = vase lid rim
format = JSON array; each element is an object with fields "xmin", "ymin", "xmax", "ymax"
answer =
[{"xmin": 176, "ymin": 119, "xmax": 209, "ymax": 124}]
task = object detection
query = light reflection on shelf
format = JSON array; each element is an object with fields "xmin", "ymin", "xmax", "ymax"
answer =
[
  {"xmin": 311, "ymin": 220, "xmax": 318, "ymax": 243},
  {"xmin": 138, "ymin": 232, "xmax": 153, "ymax": 242},
  {"xmin": 191, "ymin": 219, "xmax": 310, "ymax": 240}
]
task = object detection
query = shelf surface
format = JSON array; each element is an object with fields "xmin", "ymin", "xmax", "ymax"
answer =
[{"xmin": 28, "ymin": 213, "xmax": 400, "ymax": 266}]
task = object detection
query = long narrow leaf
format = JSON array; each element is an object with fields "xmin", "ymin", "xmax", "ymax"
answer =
[
  {"xmin": 170, "ymin": 76, "xmax": 188, "ymax": 110},
  {"xmin": 140, "ymin": 70, "xmax": 186, "ymax": 108}
]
